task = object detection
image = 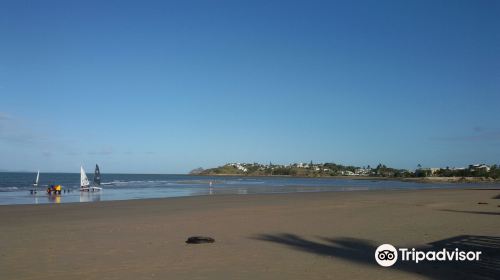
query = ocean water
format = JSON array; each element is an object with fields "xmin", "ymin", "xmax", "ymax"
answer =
[{"xmin": 0, "ymin": 172, "xmax": 494, "ymax": 205}]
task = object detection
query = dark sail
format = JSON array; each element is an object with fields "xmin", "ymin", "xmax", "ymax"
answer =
[{"xmin": 93, "ymin": 164, "xmax": 101, "ymax": 186}]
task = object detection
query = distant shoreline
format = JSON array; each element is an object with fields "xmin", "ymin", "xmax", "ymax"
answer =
[{"xmin": 191, "ymin": 173, "xmax": 500, "ymax": 184}]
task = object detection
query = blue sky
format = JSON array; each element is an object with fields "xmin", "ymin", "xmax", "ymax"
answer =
[{"xmin": 0, "ymin": 0, "xmax": 499, "ymax": 173}]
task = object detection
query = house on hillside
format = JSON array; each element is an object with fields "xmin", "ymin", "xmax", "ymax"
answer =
[
  {"xmin": 415, "ymin": 167, "xmax": 440, "ymax": 177},
  {"xmin": 469, "ymin": 164, "xmax": 490, "ymax": 172}
]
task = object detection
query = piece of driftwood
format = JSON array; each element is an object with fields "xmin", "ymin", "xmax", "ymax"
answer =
[{"xmin": 186, "ymin": 236, "xmax": 215, "ymax": 244}]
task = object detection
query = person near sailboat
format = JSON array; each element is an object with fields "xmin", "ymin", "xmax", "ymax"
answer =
[
  {"xmin": 80, "ymin": 164, "xmax": 102, "ymax": 192},
  {"xmin": 46, "ymin": 184, "xmax": 62, "ymax": 195},
  {"xmin": 30, "ymin": 170, "xmax": 64, "ymax": 195}
]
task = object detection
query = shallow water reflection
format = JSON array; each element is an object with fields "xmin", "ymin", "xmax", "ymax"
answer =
[
  {"xmin": 80, "ymin": 192, "xmax": 101, "ymax": 203},
  {"xmin": 47, "ymin": 195, "xmax": 61, "ymax": 204}
]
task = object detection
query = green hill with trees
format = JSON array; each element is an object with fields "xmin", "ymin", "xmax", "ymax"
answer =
[{"xmin": 192, "ymin": 162, "xmax": 500, "ymax": 180}]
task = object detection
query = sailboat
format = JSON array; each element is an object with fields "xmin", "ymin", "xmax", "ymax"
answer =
[
  {"xmin": 80, "ymin": 165, "xmax": 102, "ymax": 192},
  {"xmin": 94, "ymin": 164, "xmax": 101, "ymax": 186},
  {"xmin": 30, "ymin": 170, "xmax": 40, "ymax": 194}
]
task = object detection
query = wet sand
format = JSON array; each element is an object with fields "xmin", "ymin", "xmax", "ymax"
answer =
[{"xmin": 1, "ymin": 189, "xmax": 499, "ymax": 280}]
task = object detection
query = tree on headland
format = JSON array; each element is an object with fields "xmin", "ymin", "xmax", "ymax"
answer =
[
  {"xmin": 189, "ymin": 167, "xmax": 204, "ymax": 175},
  {"xmin": 489, "ymin": 165, "xmax": 499, "ymax": 179}
]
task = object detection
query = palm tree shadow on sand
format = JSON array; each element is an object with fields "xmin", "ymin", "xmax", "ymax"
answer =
[
  {"xmin": 253, "ymin": 234, "xmax": 500, "ymax": 280},
  {"xmin": 439, "ymin": 209, "xmax": 500, "ymax": 216}
]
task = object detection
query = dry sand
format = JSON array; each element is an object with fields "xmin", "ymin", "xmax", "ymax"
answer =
[{"xmin": 1, "ymin": 189, "xmax": 499, "ymax": 280}]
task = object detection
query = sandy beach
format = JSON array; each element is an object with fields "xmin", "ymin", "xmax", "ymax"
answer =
[{"xmin": 1, "ymin": 188, "xmax": 499, "ymax": 280}]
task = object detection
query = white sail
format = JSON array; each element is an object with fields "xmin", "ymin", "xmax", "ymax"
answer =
[
  {"xmin": 80, "ymin": 166, "xmax": 90, "ymax": 187},
  {"xmin": 34, "ymin": 170, "xmax": 39, "ymax": 187}
]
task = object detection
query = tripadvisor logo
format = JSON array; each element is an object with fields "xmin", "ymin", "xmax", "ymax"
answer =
[
  {"xmin": 375, "ymin": 244, "xmax": 482, "ymax": 267},
  {"xmin": 375, "ymin": 244, "xmax": 398, "ymax": 267}
]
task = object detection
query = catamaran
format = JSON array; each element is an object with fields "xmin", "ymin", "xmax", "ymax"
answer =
[
  {"xmin": 30, "ymin": 170, "xmax": 40, "ymax": 194},
  {"xmin": 80, "ymin": 164, "xmax": 102, "ymax": 192}
]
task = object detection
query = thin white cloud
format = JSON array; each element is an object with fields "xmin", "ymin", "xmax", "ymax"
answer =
[
  {"xmin": 0, "ymin": 112, "xmax": 11, "ymax": 121},
  {"xmin": 431, "ymin": 127, "xmax": 500, "ymax": 142},
  {"xmin": 0, "ymin": 112, "xmax": 40, "ymax": 144},
  {"xmin": 88, "ymin": 146, "xmax": 114, "ymax": 156},
  {"xmin": 0, "ymin": 112, "xmax": 69, "ymax": 152}
]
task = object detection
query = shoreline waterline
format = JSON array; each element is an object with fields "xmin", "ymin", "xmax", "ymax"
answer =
[
  {"xmin": 0, "ymin": 187, "xmax": 465, "ymax": 207},
  {"xmin": 1, "ymin": 172, "xmax": 499, "ymax": 205}
]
